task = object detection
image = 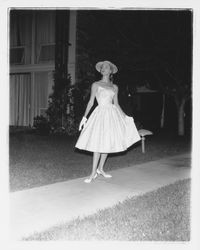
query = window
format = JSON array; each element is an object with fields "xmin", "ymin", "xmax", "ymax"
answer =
[
  {"xmin": 38, "ymin": 44, "xmax": 55, "ymax": 63},
  {"xmin": 10, "ymin": 46, "xmax": 25, "ymax": 65}
]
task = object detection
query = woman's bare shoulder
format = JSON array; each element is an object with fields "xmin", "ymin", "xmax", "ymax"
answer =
[
  {"xmin": 91, "ymin": 81, "xmax": 98, "ymax": 87},
  {"xmin": 91, "ymin": 81, "xmax": 99, "ymax": 91},
  {"xmin": 113, "ymin": 84, "xmax": 119, "ymax": 91},
  {"xmin": 94, "ymin": 80, "xmax": 101, "ymax": 86}
]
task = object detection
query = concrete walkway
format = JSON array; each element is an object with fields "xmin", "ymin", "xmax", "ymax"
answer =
[{"xmin": 10, "ymin": 153, "xmax": 191, "ymax": 240}]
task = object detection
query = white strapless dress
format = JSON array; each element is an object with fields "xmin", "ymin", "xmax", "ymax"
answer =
[{"xmin": 75, "ymin": 85, "xmax": 141, "ymax": 153}]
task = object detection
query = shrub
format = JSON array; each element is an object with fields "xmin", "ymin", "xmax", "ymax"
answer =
[{"xmin": 33, "ymin": 115, "xmax": 51, "ymax": 135}]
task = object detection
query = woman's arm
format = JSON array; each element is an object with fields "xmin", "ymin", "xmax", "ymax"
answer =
[
  {"xmin": 113, "ymin": 84, "xmax": 126, "ymax": 118},
  {"xmin": 83, "ymin": 82, "xmax": 98, "ymax": 118}
]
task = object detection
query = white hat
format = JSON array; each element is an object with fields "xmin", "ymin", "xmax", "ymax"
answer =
[{"xmin": 95, "ymin": 60, "xmax": 118, "ymax": 74}]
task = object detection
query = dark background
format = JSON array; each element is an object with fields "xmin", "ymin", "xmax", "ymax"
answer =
[{"xmin": 76, "ymin": 10, "xmax": 192, "ymax": 134}]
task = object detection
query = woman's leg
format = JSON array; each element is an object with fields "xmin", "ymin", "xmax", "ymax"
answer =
[
  {"xmin": 91, "ymin": 152, "xmax": 101, "ymax": 175},
  {"xmin": 97, "ymin": 153, "xmax": 112, "ymax": 178},
  {"xmin": 98, "ymin": 153, "xmax": 108, "ymax": 172},
  {"xmin": 84, "ymin": 152, "xmax": 100, "ymax": 183}
]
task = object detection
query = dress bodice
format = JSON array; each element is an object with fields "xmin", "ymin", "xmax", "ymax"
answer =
[{"xmin": 96, "ymin": 86, "xmax": 115, "ymax": 106}]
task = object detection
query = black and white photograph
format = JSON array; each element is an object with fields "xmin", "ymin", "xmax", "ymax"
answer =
[{"xmin": 1, "ymin": 0, "xmax": 200, "ymax": 249}]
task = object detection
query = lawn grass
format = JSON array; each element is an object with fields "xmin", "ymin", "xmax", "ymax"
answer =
[
  {"xmin": 23, "ymin": 178, "xmax": 190, "ymax": 241},
  {"xmin": 9, "ymin": 131, "xmax": 191, "ymax": 192}
]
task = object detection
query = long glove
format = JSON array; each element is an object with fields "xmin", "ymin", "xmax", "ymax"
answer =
[{"xmin": 79, "ymin": 116, "xmax": 87, "ymax": 131}]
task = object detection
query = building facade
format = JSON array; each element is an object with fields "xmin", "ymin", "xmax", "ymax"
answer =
[{"xmin": 9, "ymin": 9, "xmax": 77, "ymax": 127}]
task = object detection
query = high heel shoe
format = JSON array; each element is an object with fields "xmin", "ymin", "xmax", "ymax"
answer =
[
  {"xmin": 84, "ymin": 173, "xmax": 98, "ymax": 183},
  {"xmin": 96, "ymin": 169, "xmax": 112, "ymax": 178}
]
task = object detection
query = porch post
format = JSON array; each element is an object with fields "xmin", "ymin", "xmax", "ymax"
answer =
[{"xmin": 68, "ymin": 10, "xmax": 77, "ymax": 85}]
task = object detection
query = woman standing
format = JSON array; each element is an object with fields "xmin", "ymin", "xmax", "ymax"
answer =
[{"xmin": 75, "ymin": 60, "xmax": 141, "ymax": 183}]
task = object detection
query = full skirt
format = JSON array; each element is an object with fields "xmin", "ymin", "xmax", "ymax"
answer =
[{"xmin": 75, "ymin": 104, "xmax": 141, "ymax": 153}]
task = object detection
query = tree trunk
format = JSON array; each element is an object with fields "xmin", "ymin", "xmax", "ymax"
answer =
[{"xmin": 177, "ymin": 100, "xmax": 186, "ymax": 136}]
